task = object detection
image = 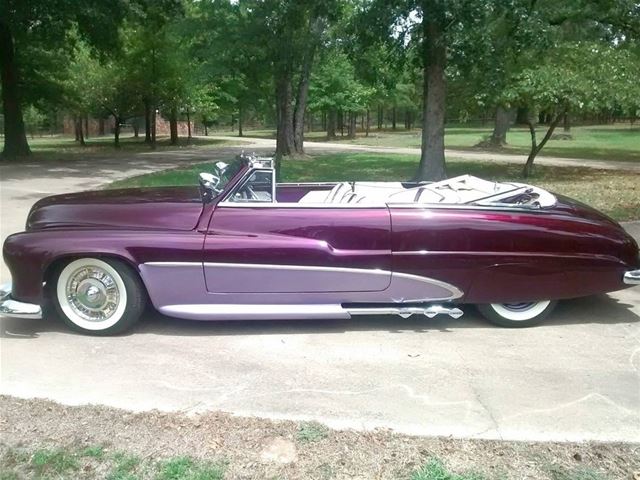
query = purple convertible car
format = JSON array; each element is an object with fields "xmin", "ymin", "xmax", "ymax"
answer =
[{"xmin": 2, "ymin": 154, "xmax": 639, "ymax": 334}]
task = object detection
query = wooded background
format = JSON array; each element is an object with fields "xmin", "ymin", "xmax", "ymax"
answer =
[{"xmin": 1, "ymin": 0, "xmax": 639, "ymax": 178}]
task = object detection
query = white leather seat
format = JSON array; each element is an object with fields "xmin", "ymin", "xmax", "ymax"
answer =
[{"xmin": 326, "ymin": 182, "xmax": 352, "ymax": 203}]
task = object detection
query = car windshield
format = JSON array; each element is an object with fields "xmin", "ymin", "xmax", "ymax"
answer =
[{"xmin": 213, "ymin": 159, "xmax": 244, "ymax": 193}]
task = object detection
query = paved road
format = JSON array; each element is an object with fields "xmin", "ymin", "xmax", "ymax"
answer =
[{"xmin": 1, "ymin": 144, "xmax": 639, "ymax": 443}]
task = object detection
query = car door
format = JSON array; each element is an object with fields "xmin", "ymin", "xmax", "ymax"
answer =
[{"xmin": 203, "ymin": 171, "xmax": 392, "ymax": 294}]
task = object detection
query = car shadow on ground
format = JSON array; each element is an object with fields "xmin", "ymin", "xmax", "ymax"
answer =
[{"xmin": 0, "ymin": 293, "xmax": 637, "ymax": 339}]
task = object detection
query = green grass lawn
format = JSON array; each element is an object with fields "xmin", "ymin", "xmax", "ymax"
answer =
[
  {"xmin": 14, "ymin": 134, "xmax": 242, "ymax": 161},
  {"xmin": 107, "ymin": 152, "xmax": 640, "ymax": 221},
  {"xmin": 1, "ymin": 445, "xmax": 610, "ymax": 480},
  {"xmin": 241, "ymin": 124, "xmax": 640, "ymax": 162},
  {"xmin": 1, "ymin": 446, "xmax": 225, "ymax": 480}
]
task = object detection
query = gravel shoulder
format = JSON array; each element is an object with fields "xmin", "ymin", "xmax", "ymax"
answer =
[{"xmin": 1, "ymin": 396, "xmax": 638, "ymax": 480}]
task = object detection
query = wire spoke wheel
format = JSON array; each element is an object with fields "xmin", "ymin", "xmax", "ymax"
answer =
[{"xmin": 54, "ymin": 258, "xmax": 145, "ymax": 335}]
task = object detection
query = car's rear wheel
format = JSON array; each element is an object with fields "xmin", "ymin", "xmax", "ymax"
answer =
[
  {"xmin": 53, "ymin": 257, "xmax": 145, "ymax": 335},
  {"xmin": 477, "ymin": 300, "xmax": 557, "ymax": 328}
]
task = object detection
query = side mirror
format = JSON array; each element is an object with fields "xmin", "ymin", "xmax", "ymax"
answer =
[{"xmin": 198, "ymin": 172, "xmax": 220, "ymax": 203}]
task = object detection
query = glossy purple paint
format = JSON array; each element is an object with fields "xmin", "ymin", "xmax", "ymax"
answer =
[
  {"xmin": 139, "ymin": 264, "xmax": 459, "ymax": 319},
  {"xmin": 27, "ymin": 187, "xmax": 203, "ymax": 231},
  {"xmin": 2, "ymin": 161, "xmax": 639, "ymax": 316},
  {"xmin": 204, "ymin": 205, "xmax": 392, "ymax": 292}
]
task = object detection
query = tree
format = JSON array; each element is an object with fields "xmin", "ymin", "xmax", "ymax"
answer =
[
  {"xmin": 0, "ymin": 0, "xmax": 127, "ymax": 158},
  {"xmin": 246, "ymin": 0, "xmax": 341, "ymax": 159},
  {"xmin": 503, "ymin": 42, "xmax": 640, "ymax": 177},
  {"xmin": 64, "ymin": 40, "xmax": 103, "ymax": 146},
  {"xmin": 357, "ymin": 0, "xmax": 489, "ymax": 181},
  {"xmin": 309, "ymin": 52, "xmax": 373, "ymax": 139},
  {"xmin": 188, "ymin": 0, "xmax": 270, "ymax": 138},
  {"xmin": 93, "ymin": 60, "xmax": 139, "ymax": 148}
]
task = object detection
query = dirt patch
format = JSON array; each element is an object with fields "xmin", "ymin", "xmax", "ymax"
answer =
[{"xmin": 1, "ymin": 395, "xmax": 638, "ymax": 479}]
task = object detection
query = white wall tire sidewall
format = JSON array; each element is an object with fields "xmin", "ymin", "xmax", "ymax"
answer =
[
  {"xmin": 490, "ymin": 301, "xmax": 551, "ymax": 321},
  {"xmin": 56, "ymin": 258, "xmax": 128, "ymax": 331}
]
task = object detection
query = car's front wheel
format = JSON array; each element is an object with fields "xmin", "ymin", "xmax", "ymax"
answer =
[
  {"xmin": 477, "ymin": 300, "xmax": 557, "ymax": 328},
  {"xmin": 53, "ymin": 257, "xmax": 146, "ymax": 335}
]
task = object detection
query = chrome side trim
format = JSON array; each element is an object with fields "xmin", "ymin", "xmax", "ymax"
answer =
[
  {"xmin": 624, "ymin": 269, "xmax": 640, "ymax": 285},
  {"xmin": 348, "ymin": 304, "xmax": 464, "ymax": 319},
  {"xmin": 0, "ymin": 283, "xmax": 43, "ymax": 320},
  {"xmin": 159, "ymin": 303, "xmax": 350, "ymax": 320},
  {"xmin": 391, "ymin": 271, "xmax": 463, "ymax": 300},
  {"xmin": 147, "ymin": 261, "xmax": 390, "ymax": 275},
  {"xmin": 214, "ymin": 200, "xmax": 553, "ymax": 213},
  {"xmin": 158, "ymin": 302, "xmax": 463, "ymax": 321},
  {"xmin": 217, "ymin": 201, "xmax": 383, "ymax": 208},
  {"xmin": 143, "ymin": 262, "xmax": 463, "ymax": 301}
]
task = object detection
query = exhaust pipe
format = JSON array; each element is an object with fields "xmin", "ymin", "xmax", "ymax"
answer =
[{"xmin": 347, "ymin": 304, "xmax": 463, "ymax": 319}]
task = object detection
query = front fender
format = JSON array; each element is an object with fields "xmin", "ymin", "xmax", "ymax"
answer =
[{"xmin": 3, "ymin": 228, "xmax": 205, "ymax": 304}]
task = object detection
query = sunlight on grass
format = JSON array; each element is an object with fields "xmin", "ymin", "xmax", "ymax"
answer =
[
  {"xmin": 242, "ymin": 124, "xmax": 640, "ymax": 162},
  {"xmin": 106, "ymin": 152, "xmax": 640, "ymax": 221},
  {"xmin": 410, "ymin": 458, "xmax": 487, "ymax": 480},
  {"xmin": 157, "ymin": 456, "xmax": 225, "ymax": 480},
  {"xmin": 296, "ymin": 421, "xmax": 330, "ymax": 443}
]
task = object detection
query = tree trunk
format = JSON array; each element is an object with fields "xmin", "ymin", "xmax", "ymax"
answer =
[
  {"xmin": 516, "ymin": 107, "xmax": 528, "ymax": 125},
  {"xmin": 275, "ymin": 74, "xmax": 295, "ymax": 158},
  {"xmin": 99, "ymin": 118, "xmax": 105, "ymax": 136},
  {"xmin": 84, "ymin": 115, "xmax": 90, "ymax": 139},
  {"xmin": 113, "ymin": 115, "xmax": 121, "ymax": 148},
  {"xmin": 523, "ymin": 112, "xmax": 563, "ymax": 178},
  {"xmin": 327, "ymin": 109, "xmax": 337, "ymax": 139},
  {"xmin": 377, "ymin": 105, "xmax": 383, "ymax": 129},
  {"xmin": 365, "ymin": 109, "xmax": 370, "ymax": 137},
  {"xmin": 392, "ymin": 106, "xmax": 397, "ymax": 130},
  {"xmin": 0, "ymin": 21, "xmax": 30, "ymax": 158},
  {"xmin": 417, "ymin": 2, "xmax": 447, "ymax": 181},
  {"xmin": 74, "ymin": 116, "xmax": 80, "ymax": 142},
  {"xmin": 133, "ymin": 124, "xmax": 139, "ymax": 138},
  {"xmin": 151, "ymin": 108, "xmax": 157, "ymax": 149},
  {"xmin": 144, "ymin": 100, "xmax": 151, "ymax": 143},
  {"xmin": 347, "ymin": 112, "xmax": 356, "ymax": 139},
  {"xmin": 237, "ymin": 105, "xmax": 243, "ymax": 137},
  {"xmin": 75, "ymin": 116, "xmax": 86, "ymax": 146},
  {"xmin": 186, "ymin": 108, "xmax": 192, "ymax": 139},
  {"xmin": 563, "ymin": 112, "xmax": 571, "ymax": 133},
  {"xmin": 204, "ymin": 123, "xmax": 208, "ymax": 136},
  {"xmin": 293, "ymin": 61, "xmax": 313, "ymax": 154},
  {"xmin": 169, "ymin": 107, "xmax": 178, "ymax": 145},
  {"xmin": 489, "ymin": 106, "xmax": 514, "ymax": 146}
]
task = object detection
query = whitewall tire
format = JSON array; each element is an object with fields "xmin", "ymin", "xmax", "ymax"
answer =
[
  {"xmin": 477, "ymin": 300, "xmax": 557, "ymax": 328},
  {"xmin": 53, "ymin": 258, "xmax": 146, "ymax": 335}
]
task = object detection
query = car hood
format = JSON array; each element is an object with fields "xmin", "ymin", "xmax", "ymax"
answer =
[{"xmin": 26, "ymin": 186, "xmax": 204, "ymax": 231}]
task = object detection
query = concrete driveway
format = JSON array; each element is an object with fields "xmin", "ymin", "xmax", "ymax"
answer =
[{"xmin": 1, "ymin": 144, "xmax": 639, "ymax": 443}]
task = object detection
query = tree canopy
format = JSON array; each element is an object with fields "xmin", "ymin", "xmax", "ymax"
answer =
[{"xmin": 2, "ymin": 0, "xmax": 638, "ymax": 178}]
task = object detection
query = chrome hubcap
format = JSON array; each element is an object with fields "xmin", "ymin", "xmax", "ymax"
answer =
[{"xmin": 66, "ymin": 266, "xmax": 120, "ymax": 322}]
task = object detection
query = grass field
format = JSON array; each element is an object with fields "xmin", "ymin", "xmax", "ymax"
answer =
[
  {"xmin": 107, "ymin": 152, "xmax": 640, "ymax": 221},
  {"xmin": 239, "ymin": 124, "xmax": 640, "ymax": 162}
]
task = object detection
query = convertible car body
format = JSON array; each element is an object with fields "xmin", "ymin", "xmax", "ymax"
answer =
[{"xmin": 2, "ymin": 154, "xmax": 639, "ymax": 334}]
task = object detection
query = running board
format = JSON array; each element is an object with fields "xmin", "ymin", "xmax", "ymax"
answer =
[
  {"xmin": 157, "ymin": 303, "xmax": 463, "ymax": 321},
  {"xmin": 347, "ymin": 304, "xmax": 464, "ymax": 319}
]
